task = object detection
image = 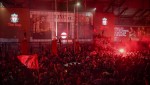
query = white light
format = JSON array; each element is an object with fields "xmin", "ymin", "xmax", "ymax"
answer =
[
  {"xmin": 119, "ymin": 48, "xmax": 125, "ymax": 53},
  {"xmin": 61, "ymin": 32, "xmax": 67, "ymax": 39},
  {"xmin": 10, "ymin": 13, "xmax": 19, "ymax": 23},
  {"xmin": 93, "ymin": 8, "xmax": 96, "ymax": 11},
  {"xmin": 76, "ymin": 2, "xmax": 80, "ymax": 6},
  {"xmin": 102, "ymin": 17, "xmax": 107, "ymax": 25},
  {"xmin": 86, "ymin": 12, "xmax": 92, "ymax": 17}
]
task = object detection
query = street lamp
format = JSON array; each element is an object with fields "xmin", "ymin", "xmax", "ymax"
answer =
[
  {"xmin": 76, "ymin": 2, "xmax": 80, "ymax": 7},
  {"xmin": 74, "ymin": 2, "xmax": 80, "ymax": 40},
  {"xmin": 73, "ymin": 1, "xmax": 80, "ymax": 53}
]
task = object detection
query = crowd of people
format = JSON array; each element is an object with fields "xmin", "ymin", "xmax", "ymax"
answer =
[{"xmin": 0, "ymin": 37, "xmax": 150, "ymax": 85}]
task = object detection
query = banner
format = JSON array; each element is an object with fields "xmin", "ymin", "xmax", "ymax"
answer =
[
  {"xmin": 0, "ymin": 8, "xmax": 29, "ymax": 40},
  {"xmin": 94, "ymin": 13, "xmax": 115, "ymax": 41},
  {"xmin": 30, "ymin": 11, "xmax": 93, "ymax": 40},
  {"xmin": 17, "ymin": 54, "xmax": 39, "ymax": 69},
  {"xmin": 114, "ymin": 26, "xmax": 149, "ymax": 42}
]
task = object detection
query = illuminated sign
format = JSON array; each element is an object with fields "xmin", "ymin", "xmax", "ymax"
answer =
[
  {"xmin": 114, "ymin": 27, "xmax": 129, "ymax": 37},
  {"xmin": 8, "ymin": 13, "xmax": 22, "ymax": 27},
  {"xmin": 102, "ymin": 17, "xmax": 107, "ymax": 25},
  {"xmin": 61, "ymin": 32, "xmax": 67, "ymax": 39},
  {"xmin": 10, "ymin": 13, "xmax": 19, "ymax": 23}
]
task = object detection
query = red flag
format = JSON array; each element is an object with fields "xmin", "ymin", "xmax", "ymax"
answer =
[
  {"xmin": 17, "ymin": 54, "xmax": 39, "ymax": 69},
  {"xmin": 51, "ymin": 39, "xmax": 57, "ymax": 55}
]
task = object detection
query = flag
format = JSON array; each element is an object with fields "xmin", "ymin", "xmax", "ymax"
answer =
[
  {"xmin": 17, "ymin": 54, "xmax": 39, "ymax": 69},
  {"xmin": 51, "ymin": 39, "xmax": 57, "ymax": 55}
]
